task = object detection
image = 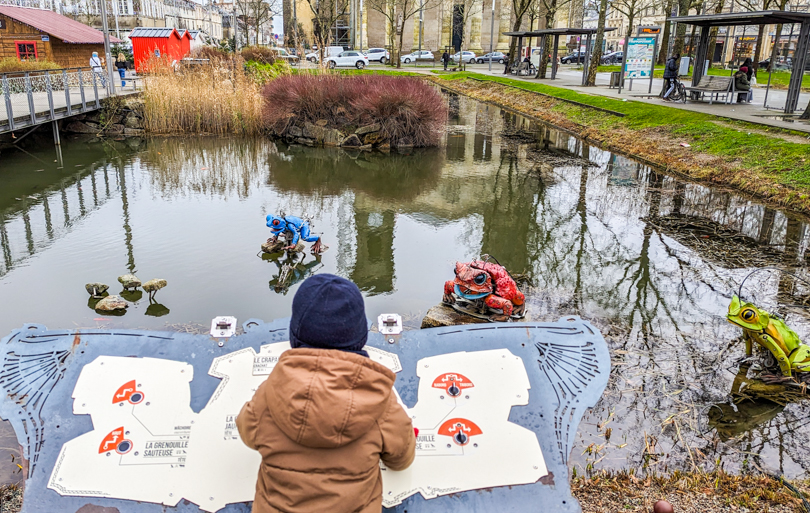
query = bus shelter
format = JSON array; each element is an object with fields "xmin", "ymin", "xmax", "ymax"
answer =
[
  {"xmin": 503, "ymin": 28, "xmax": 617, "ymax": 84},
  {"xmin": 668, "ymin": 11, "xmax": 810, "ymax": 113}
]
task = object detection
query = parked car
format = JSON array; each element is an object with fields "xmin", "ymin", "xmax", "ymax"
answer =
[
  {"xmin": 451, "ymin": 51, "xmax": 477, "ymax": 63},
  {"xmin": 476, "ymin": 51, "xmax": 505, "ymax": 64},
  {"xmin": 306, "ymin": 46, "xmax": 344, "ymax": 62},
  {"xmin": 326, "ymin": 50, "xmax": 369, "ymax": 69},
  {"xmin": 560, "ymin": 51, "xmax": 587, "ymax": 64},
  {"xmin": 365, "ymin": 47, "xmax": 390, "ymax": 64},
  {"xmin": 400, "ymin": 50, "xmax": 434, "ymax": 63},
  {"xmin": 272, "ymin": 48, "xmax": 299, "ymax": 63},
  {"xmin": 601, "ymin": 51, "xmax": 622, "ymax": 64}
]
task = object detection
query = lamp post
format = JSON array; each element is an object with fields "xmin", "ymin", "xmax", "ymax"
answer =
[
  {"xmin": 100, "ymin": 0, "xmax": 115, "ymax": 95},
  {"xmin": 488, "ymin": 0, "xmax": 495, "ymax": 71}
]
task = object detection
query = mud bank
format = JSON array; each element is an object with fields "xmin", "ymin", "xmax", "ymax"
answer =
[{"xmin": 430, "ymin": 76, "xmax": 810, "ymax": 216}]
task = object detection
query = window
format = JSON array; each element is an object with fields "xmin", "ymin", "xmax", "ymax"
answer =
[{"xmin": 15, "ymin": 41, "xmax": 37, "ymax": 60}]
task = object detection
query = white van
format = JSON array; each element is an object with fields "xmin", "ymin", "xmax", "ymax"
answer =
[{"xmin": 305, "ymin": 46, "xmax": 345, "ymax": 63}]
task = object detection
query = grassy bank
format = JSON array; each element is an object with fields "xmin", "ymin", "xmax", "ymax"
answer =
[
  {"xmin": 595, "ymin": 64, "xmax": 810, "ymax": 90},
  {"xmin": 430, "ymin": 71, "xmax": 810, "ymax": 213}
]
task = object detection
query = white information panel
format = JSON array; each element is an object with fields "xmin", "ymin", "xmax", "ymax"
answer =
[{"xmin": 48, "ymin": 345, "xmax": 546, "ymax": 512}]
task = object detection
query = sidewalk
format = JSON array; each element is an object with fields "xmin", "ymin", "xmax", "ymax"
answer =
[{"xmin": 463, "ymin": 65, "xmax": 810, "ymax": 134}]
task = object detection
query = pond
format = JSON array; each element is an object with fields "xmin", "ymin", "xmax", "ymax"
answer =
[{"xmin": 1, "ymin": 91, "xmax": 810, "ymax": 487}]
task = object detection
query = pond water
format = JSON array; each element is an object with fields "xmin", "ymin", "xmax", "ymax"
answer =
[{"xmin": 2, "ymin": 91, "xmax": 810, "ymax": 486}]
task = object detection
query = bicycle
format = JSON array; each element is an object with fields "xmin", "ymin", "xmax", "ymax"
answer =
[{"xmin": 663, "ymin": 75, "xmax": 687, "ymax": 103}]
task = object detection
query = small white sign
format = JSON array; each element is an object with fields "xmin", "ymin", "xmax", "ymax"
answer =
[
  {"xmin": 377, "ymin": 313, "xmax": 403, "ymax": 335},
  {"xmin": 210, "ymin": 316, "xmax": 236, "ymax": 338}
]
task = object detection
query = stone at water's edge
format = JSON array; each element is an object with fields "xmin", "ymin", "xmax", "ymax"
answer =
[
  {"xmin": 356, "ymin": 123, "xmax": 381, "ymax": 136},
  {"xmin": 421, "ymin": 304, "xmax": 489, "ymax": 328},
  {"xmin": 95, "ymin": 295, "xmax": 128, "ymax": 311},
  {"xmin": 143, "ymin": 279, "xmax": 167, "ymax": 293},
  {"xmin": 342, "ymin": 134, "xmax": 362, "ymax": 147}
]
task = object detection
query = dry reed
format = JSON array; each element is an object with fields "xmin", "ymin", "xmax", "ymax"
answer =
[{"xmin": 142, "ymin": 56, "xmax": 264, "ymax": 135}]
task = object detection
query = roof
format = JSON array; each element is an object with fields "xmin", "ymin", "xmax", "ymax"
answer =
[
  {"xmin": 668, "ymin": 10, "xmax": 810, "ymax": 27},
  {"xmin": 0, "ymin": 5, "xmax": 121, "ymax": 44},
  {"xmin": 129, "ymin": 27, "xmax": 181, "ymax": 39},
  {"xmin": 503, "ymin": 27, "xmax": 618, "ymax": 37}
]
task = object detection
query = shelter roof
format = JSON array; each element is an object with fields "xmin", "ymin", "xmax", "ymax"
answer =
[
  {"xmin": 503, "ymin": 27, "xmax": 618, "ymax": 37},
  {"xmin": 130, "ymin": 27, "xmax": 181, "ymax": 39},
  {"xmin": 0, "ymin": 5, "xmax": 121, "ymax": 44},
  {"xmin": 668, "ymin": 10, "xmax": 810, "ymax": 27}
]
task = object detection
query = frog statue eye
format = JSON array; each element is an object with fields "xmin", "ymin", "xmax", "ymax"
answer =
[
  {"xmin": 473, "ymin": 273, "xmax": 487, "ymax": 285},
  {"xmin": 272, "ymin": 219, "xmax": 280, "ymax": 226},
  {"xmin": 741, "ymin": 309, "xmax": 756, "ymax": 322}
]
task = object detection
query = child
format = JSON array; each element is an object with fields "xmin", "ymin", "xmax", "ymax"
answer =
[{"xmin": 237, "ymin": 274, "xmax": 416, "ymax": 513}]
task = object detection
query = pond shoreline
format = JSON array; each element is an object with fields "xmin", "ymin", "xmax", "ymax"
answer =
[{"xmin": 429, "ymin": 74, "xmax": 810, "ymax": 217}]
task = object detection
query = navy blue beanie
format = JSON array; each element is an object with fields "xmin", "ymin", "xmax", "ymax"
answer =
[{"xmin": 289, "ymin": 274, "xmax": 369, "ymax": 357}]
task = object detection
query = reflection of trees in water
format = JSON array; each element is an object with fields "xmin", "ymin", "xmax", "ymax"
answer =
[{"xmin": 144, "ymin": 137, "xmax": 272, "ymax": 199}]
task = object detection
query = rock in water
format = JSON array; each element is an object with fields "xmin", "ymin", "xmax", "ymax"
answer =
[
  {"xmin": 85, "ymin": 282, "xmax": 109, "ymax": 296},
  {"xmin": 143, "ymin": 279, "xmax": 167, "ymax": 294},
  {"xmin": 95, "ymin": 295, "xmax": 128, "ymax": 312},
  {"xmin": 421, "ymin": 304, "xmax": 489, "ymax": 329},
  {"xmin": 117, "ymin": 274, "xmax": 142, "ymax": 290}
]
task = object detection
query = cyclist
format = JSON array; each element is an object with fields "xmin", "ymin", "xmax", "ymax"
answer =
[{"xmin": 662, "ymin": 52, "xmax": 680, "ymax": 102}]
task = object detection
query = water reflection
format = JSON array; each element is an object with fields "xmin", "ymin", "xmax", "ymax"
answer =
[{"xmin": 1, "ymin": 93, "xmax": 810, "ymax": 485}]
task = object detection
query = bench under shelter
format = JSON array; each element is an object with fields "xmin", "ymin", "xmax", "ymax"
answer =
[
  {"xmin": 502, "ymin": 28, "xmax": 617, "ymax": 85},
  {"xmin": 668, "ymin": 10, "xmax": 810, "ymax": 113}
]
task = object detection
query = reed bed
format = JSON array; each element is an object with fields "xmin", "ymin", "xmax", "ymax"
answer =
[{"xmin": 142, "ymin": 56, "xmax": 264, "ymax": 135}]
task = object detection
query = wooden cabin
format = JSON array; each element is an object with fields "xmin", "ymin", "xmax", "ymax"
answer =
[
  {"xmin": 130, "ymin": 27, "xmax": 192, "ymax": 71},
  {"xmin": 0, "ymin": 5, "xmax": 121, "ymax": 69}
]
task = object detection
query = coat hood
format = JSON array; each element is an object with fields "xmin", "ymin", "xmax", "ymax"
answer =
[{"xmin": 264, "ymin": 348, "xmax": 397, "ymax": 449}]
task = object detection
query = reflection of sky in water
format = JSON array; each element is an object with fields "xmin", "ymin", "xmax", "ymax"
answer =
[{"xmin": 1, "ymin": 93, "xmax": 810, "ymax": 484}]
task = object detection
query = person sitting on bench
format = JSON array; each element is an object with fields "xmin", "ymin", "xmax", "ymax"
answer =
[{"xmin": 735, "ymin": 66, "xmax": 751, "ymax": 104}]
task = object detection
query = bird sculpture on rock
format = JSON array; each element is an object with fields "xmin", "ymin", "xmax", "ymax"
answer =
[
  {"xmin": 142, "ymin": 279, "xmax": 167, "ymax": 302},
  {"xmin": 117, "ymin": 274, "xmax": 142, "ymax": 291}
]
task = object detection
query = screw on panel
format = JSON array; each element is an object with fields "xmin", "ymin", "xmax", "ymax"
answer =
[
  {"xmin": 388, "ymin": 338, "xmax": 394, "ymax": 344},
  {"xmin": 218, "ymin": 341, "xmax": 224, "ymax": 347}
]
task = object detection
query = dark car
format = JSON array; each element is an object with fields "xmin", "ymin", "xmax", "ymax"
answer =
[
  {"xmin": 477, "ymin": 51, "xmax": 506, "ymax": 64},
  {"xmin": 601, "ymin": 51, "xmax": 623, "ymax": 64},
  {"xmin": 561, "ymin": 51, "xmax": 586, "ymax": 64}
]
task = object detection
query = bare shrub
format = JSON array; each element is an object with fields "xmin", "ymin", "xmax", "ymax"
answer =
[
  {"xmin": 262, "ymin": 74, "xmax": 446, "ymax": 146},
  {"xmin": 191, "ymin": 46, "xmax": 231, "ymax": 63},
  {"xmin": 142, "ymin": 57, "xmax": 264, "ymax": 135},
  {"xmin": 240, "ymin": 46, "xmax": 276, "ymax": 64}
]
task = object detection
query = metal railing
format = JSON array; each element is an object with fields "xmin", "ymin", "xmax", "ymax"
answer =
[{"xmin": 0, "ymin": 67, "xmax": 106, "ymax": 133}]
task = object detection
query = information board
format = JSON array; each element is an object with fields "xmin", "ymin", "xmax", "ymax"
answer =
[{"xmin": 624, "ymin": 36, "xmax": 656, "ymax": 79}]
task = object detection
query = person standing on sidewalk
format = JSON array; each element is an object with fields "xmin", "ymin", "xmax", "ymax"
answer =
[
  {"xmin": 662, "ymin": 52, "xmax": 680, "ymax": 101},
  {"xmin": 89, "ymin": 52, "xmax": 107, "ymax": 88},
  {"xmin": 115, "ymin": 53, "xmax": 128, "ymax": 88},
  {"xmin": 442, "ymin": 50, "xmax": 450, "ymax": 71}
]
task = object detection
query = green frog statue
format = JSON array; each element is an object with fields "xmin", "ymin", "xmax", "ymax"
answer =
[{"xmin": 727, "ymin": 295, "xmax": 810, "ymax": 377}]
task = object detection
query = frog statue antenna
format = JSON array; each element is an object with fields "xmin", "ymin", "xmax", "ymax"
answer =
[
  {"xmin": 727, "ymin": 295, "xmax": 810, "ymax": 377},
  {"xmin": 266, "ymin": 214, "xmax": 327, "ymax": 255}
]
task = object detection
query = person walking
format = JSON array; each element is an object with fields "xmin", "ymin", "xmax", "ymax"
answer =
[
  {"xmin": 662, "ymin": 52, "xmax": 680, "ymax": 101},
  {"xmin": 115, "ymin": 53, "xmax": 128, "ymax": 88},
  {"xmin": 89, "ymin": 51, "xmax": 106, "ymax": 88},
  {"xmin": 442, "ymin": 50, "xmax": 450, "ymax": 71},
  {"xmin": 237, "ymin": 274, "xmax": 416, "ymax": 513},
  {"xmin": 735, "ymin": 66, "xmax": 751, "ymax": 103}
]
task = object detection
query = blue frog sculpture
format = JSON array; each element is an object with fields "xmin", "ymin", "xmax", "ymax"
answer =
[{"xmin": 266, "ymin": 214, "xmax": 326, "ymax": 254}]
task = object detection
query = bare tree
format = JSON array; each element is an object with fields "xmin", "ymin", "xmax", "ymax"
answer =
[
  {"xmin": 657, "ymin": 0, "xmax": 674, "ymax": 64},
  {"xmin": 455, "ymin": 0, "xmax": 484, "ymax": 70},
  {"xmin": 305, "ymin": 0, "xmax": 351, "ymax": 62},
  {"xmin": 235, "ymin": 0, "xmax": 280, "ymax": 45},
  {"xmin": 366, "ymin": 0, "xmax": 441, "ymax": 68},
  {"xmin": 501, "ymin": 0, "xmax": 535, "ymax": 73},
  {"xmin": 535, "ymin": 0, "xmax": 574, "ymax": 78}
]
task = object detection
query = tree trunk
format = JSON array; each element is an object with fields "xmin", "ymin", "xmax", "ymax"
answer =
[
  {"xmin": 705, "ymin": 0, "xmax": 726, "ymax": 68},
  {"xmin": 752, "ymin": 23, "xmax": 765, "ymax": 72},
  {"xmin": 504, "ymin": 13, "xmax": 524, "ymax": 74},
  {"xmin": 538, "ymin": 12, "xmax": 554, "ymax": 78},
  {"xmin": 801, "ymin": 100, "xmax": 810, "ymax": 120},
  {"xmin": 397, "ymin": 17, "xmax": 404, "ymax": 68},
  {"xmin": 687, "ymin": 24, "xmax": 696, "ymax": 57},
  {"xmin": 671, "ymin": 0, "xmax": 690, "ymax": 57},
  {"xmin": 657, "ymin": 0, "xmax": 673, "ymax": 64},
  {"xmin": 586, "ymin": 0, "xmax": 609, "ymax": 86}
]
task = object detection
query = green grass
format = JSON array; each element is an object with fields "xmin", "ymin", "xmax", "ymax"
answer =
[
  {"xmin": 434, "ymin": 71, "xmax": 810, "ymax": 195},
  {"xmin": 338, "ymin": 69, "xmax": 422, "ymax": 77},
  {"xmin": 595, "ymin": 64, "xmax": 810, "ymax": 90}
]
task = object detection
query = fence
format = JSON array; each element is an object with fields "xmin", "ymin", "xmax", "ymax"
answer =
[{"xmin": 0, "ymin": 67, "xmax": 106, "ymax": 133}]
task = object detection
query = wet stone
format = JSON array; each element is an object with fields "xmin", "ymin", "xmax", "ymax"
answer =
[
  {"xmin": 356, "ymin": 123, "xmax": 381, "ymax": 135},
  {"xmin": 117, "ymin": 274, "xmax": 141, "ymax": 290},
  {"xmin": 85, "ymin": 282, "xmax": 109, "ymax": 296},
  {"xmin": 288, "ymin": 125, "xmax": 303, "ymax": 138},
  {"xmin": 323, "ymin": 129, "xmax": 344, "ymax": 147},
  {"xmin": 421, "ymin": 304, "xmax": 489, "ymax": 329},
  {"xmin": 95, "ymin": 295, "xmax": 128, "ymax": 312},
  {"xmin": 341, "ymin": 134, "xmax": 362, "ymax": 148},
  {"xmin": 143, "ymin": 279, "xmax": 167, "ymax": 293}
]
